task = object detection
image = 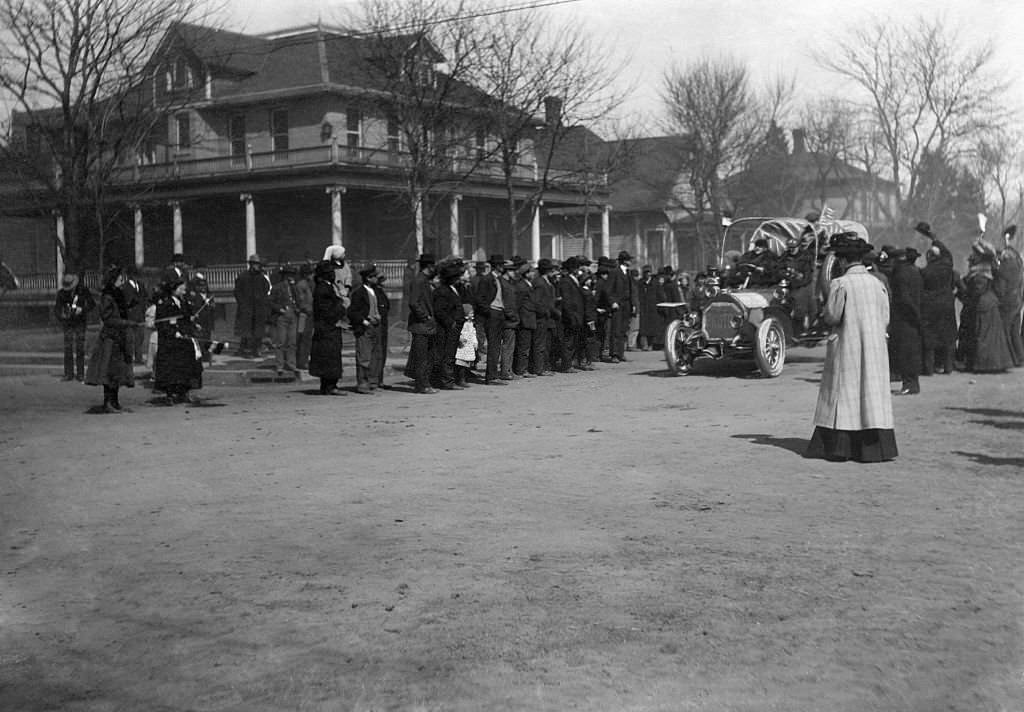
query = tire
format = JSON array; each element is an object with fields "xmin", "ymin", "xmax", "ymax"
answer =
[
  {"xmin": 754, "ymin": 317, "xmax": 786, "ymax": 377},
  {"xmin": 663, "ymin": 320, "xmax": 692, "ymax": 376}
]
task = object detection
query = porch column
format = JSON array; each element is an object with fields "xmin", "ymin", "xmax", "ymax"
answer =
[
  {"xmin": 169, "ymin": 200, "xmax": 183, "ymax": 256},
  {"xmin": 240, "ymin": 193, "xmax": 256, "ymax": 258},
  {"xmin": 414, "ymin": 199, "xmax": 424, "ymax": 256},
  {"xmin": 531, "ymin": 202, "xmax": 542, "ymax": 262},
  {"xmin": 326, "ymin": 185, "xmax": 346, "ymax": 248},
  {"xmin": 54, "ymin": 211, "xmax": 65, "ymax": 284},
  {"xmin": 132, "ymin": 204, "xmax": 144, "ymax": 266},
  {"xmin": 601, "ymin": 204, "xmax": 611, "ymax": 258},
  {"xmin": 449, "ymin": 194, "xmax": 461, "ymax": 257}
]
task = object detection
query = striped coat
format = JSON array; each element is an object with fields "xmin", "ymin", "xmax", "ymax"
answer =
[{"xmin": 813, "ymin": 265, "xmax": 894, "ymax": 431}]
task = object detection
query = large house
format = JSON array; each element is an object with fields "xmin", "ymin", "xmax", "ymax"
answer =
[{"xmin": 0, "ymin": 21, "xmax": 605, "ymax": 309}]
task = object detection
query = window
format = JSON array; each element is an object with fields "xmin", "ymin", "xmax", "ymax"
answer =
[
  {"xmin": 166, "ymin": 55, "xmax": 192, "ymax": 91},
  {"xmin": 271, "ymin": 109, "xmax": 288, "ymax": 154},
  {"xmin": 175, "ymin": 113, "xmax": 191, "ymax": 151},
  {"xmin": 474, "ymin": 128, "xmax": 486, "ymax": 161},
  {"xmin": 386, "ymin": 113, "xmax": 401, "ymax": 154},
  {"xmin": 229, "ymin": 115, "xmax": 246, "ymax": 163},
  {"xmin": 346, "ymin": 108, "xmax": 361, "ymax": 155}
]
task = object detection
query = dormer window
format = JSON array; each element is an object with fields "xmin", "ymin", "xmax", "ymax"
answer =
[{"xmin": 165, "ymin": 54, "xmax": 193, "ymax": 92}]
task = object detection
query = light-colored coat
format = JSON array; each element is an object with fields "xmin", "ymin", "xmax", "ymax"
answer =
[{"xmin": 813, "ymin": 264, "xmax": 894, "ymax": 431}]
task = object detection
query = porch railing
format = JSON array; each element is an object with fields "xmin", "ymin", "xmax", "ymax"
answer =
[{"xmin": 106, "ymin": 143, "xmax": 592, "ymax": 187}]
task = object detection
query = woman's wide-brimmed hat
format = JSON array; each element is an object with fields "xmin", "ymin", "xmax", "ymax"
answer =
[{"xmin": 831, "ymin": 232, "xmax": 874, "ymax": 259}]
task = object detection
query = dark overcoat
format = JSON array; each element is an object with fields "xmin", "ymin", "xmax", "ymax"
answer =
[
  {"xmin": 889, "ymin": 261, "xmax": 923, "ymax": 378},
  {"xmin": 85, "ymin": 287, "xmax": 136, "ymax": 388},
  {"xmin": 637, "ymin": 277, "xmax": 663, "ymax": 338},
  {"xmin": 153, "ymin": 295, "xmax": 202, "ymax": 392},
  {"xmin": 920, "ymin": 259, "xmax": 958, "ymax": 350},
  {"xmin": 309, "ymin": 278, "xmax": 345, "ymax": 380},
  {"xmin": 233, "ymin": 268, "xmax": 271, "ymax": 338},
  {"xmin": 406, "ymin": 271, "xmax": 436, "ymax": 335}
]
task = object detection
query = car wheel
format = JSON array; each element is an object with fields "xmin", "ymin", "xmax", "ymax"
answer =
[
  {"xmin": 754, "ymin": 317, "xmax": 786, "ymax": 377},
  {"xmin": 663, "ymin": 320, "xmax": 692, "ymax": 376}
]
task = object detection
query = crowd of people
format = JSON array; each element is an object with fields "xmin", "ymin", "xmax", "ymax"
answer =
[
  {"xmin": 52, "ymin": 216, "xmax": 1022, "ymax": 412},
  {"xmin": 872, "ymin": 221, "xmax": 1023, "ymax": 396}
]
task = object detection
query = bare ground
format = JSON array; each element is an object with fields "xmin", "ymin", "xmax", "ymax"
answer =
[{"xmin": 1, "ymin": 346, "xmax": 1022, "ymax": 711}]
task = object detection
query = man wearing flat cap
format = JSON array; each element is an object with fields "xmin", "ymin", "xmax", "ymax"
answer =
[
  {"xmin": 606, "ymin": 250, "xmax": 636, "ymax": 362},
  {"xmin": 806, "ymin": 234, "xmax": 898, "ymax": 463},
  {"xmin": 348, "ymin": 264, "xmax": 386, "ymax": 393},
  {"xmin": 995, "ymin": 224, "xmax": 1024, "ymax": 365},
  {"xmin": 233, "ymin": 254, "xmax": 272, "ymax": 358}
]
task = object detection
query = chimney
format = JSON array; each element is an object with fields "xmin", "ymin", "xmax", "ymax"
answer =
[
  {"xmin": 543, "ymin": 96, "xmax": 563, "ymax": 128},
  {"xmin": 792, "ymin": 128, "xmax": 806, "ymax": 155}
]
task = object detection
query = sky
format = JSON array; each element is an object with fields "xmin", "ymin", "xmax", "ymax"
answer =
[{"xmin": 226, "ymin": 0, "xmax": 1024, "ymax": 133}]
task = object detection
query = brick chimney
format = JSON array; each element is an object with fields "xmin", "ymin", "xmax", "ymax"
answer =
[
  {"xmin": 792, "ymin": 128, "xmax": 806, "ymax": 154},
  {"xmin": 544, "ymin": 96, "xmax": 563, "ymax": 128}
]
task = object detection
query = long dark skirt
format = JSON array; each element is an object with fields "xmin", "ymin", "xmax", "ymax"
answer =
[
  {"xmin": 805, "ymin": 427, "xmax": 898, "ymax": 463},
  {"xmin": 85, "ymin": 334, "xmax": 135, "ymax": 388},
  {"xmin": 309, "ymin": 325, "xmax": 343, "ymax": 380},
  {"xmin": 154, "ymin": 336, "xmax": 202, "ymax": 392}
]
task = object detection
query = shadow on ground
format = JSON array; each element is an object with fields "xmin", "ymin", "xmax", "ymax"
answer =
[
  {"xmin": 953, "ymin": 451, "xmax": 1024, "ymax": 469},
  {"xmin": 945, "ymin": 407, "xmax": 1024, "ymax": 419},
  {"xmin": 731, "ymin": 433, "xmax": 807, "ymax": 456}
]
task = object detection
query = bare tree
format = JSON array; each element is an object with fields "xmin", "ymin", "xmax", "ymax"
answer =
[
  {"xmin": 973, "ymin": 128, "xmax": 1024, "ymax": 230},
  {"xmin": 470, "ymin": 4, "xmax": 632, "ymax": 255},
  {"xmin": 0, "ymin": 0, "xmax": 216, "ymax": 272},
  {"xmin": 345, "ymin": 0, "xmax": 498, "ymax": 257},
  {"xmin": 661, "ymin": 56, "xmax": 791, "ymax": 267},
  {"xmin": 814, "ymin": 13, "xmax": 1010, "ymax": 229}
]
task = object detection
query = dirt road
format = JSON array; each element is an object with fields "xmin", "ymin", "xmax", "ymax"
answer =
[{"xmin": 1, "ymin": 348, "xmax": 1022, "ymax": 711}]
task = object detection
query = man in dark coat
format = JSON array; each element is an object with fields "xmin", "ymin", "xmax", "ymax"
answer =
[
  {"xmin": 233, "ymin": 254, "xmax": 271, "ymax": 358},
  {"xmin": 431, "ymin": 260, "xmax": 467, "ymax": 390},
  {"xmin": 513, "ymin": 262, "xmax": 538, "ymax": 378},
  {"xmin": 55, "ymin": 271, "xmax": 95, "ymax": 381},
  {"xmin": 918, "ymin": 229, "xmax": 959, "ymax": 375},
  {"xmin": 557, "ymin": 256, "xmax": 586, "ymax": 372},
  {"xmin": 607, "ymin": 250, "xmax": 635, "ymax": 362},
  {"xmin": 636, "ymin": 265, "xmax": 662, "ymax": 350},
  {"xmin": 889, "ymin": 247, "xmax": 923, "ymax": 395},
  {"xmin": 531, "ymin": 258, "xmax": 557, "ymax": 376},
  {"xmin": 406, "ymin": 253, "xmax": 438, "ymax": 394}
]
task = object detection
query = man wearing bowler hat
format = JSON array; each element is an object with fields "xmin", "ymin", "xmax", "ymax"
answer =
[
  {"xmin": 532, "ymin": 258, "xmax": 557, "ymax": 375},
  {"xmin": 406, "ymin": 253, "xmax": 438, "ymax": 394},
  {"xmin": 233, "ymin": 254, "xmax": 272, "ymax": 358},
  {"xmin": 607, "ymin": 250, "xmax": 636, "ymax": 362}
]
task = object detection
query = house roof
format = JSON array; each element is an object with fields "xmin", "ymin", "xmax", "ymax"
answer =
[
  {"xmin": 168, "ymin": 22, "xmax": 490, "ymax": 106},
  {"xmin": 605, "ymin": 135, "xmax": 692, "ymax": 213}
]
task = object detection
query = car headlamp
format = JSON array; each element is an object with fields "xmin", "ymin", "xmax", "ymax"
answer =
[
  {"xmin": 702, "ymin": 284, "xmax": 719, "ymax": 299},
  {"xmin": 682, "ymin": 311, "xmax": 699, "ymax": 328},
  {"xmin": 772, "ymin": 285, "xmax": 790, "ymax": 301},
  {"xmin": 729, "ymin": 315, "xmax": 743, "ymax": 329}
]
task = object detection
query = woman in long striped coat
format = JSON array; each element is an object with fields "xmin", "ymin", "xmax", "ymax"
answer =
[{"xmin": 806, "ymin": 235, "xmax": 898, "ymax": 463}]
